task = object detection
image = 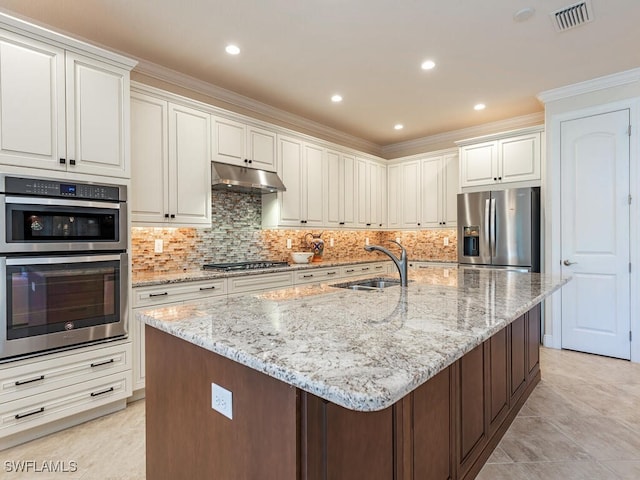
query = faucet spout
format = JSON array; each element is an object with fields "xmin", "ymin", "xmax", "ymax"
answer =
[{"xmin": 364, "ymin": 240, "xmax": 408, "ymax": 287}]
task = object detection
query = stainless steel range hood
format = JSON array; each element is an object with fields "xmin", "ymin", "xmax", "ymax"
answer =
[{"xmin": 211, "ymin": 162, "xmax": 286, "ymax": 194}]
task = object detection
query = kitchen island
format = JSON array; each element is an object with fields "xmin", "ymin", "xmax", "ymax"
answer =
[{"xmin": 138, "ymin": 266, "xmax": 568, "ymax": 480}]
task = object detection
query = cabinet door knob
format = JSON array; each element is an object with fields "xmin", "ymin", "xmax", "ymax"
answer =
[
  {"xmin": 164, "ymin": 214, "xmax": 169, "ymax": 218},
  {"xmin": 69, "ymin": 159, "xmax": 76, "ymax": 166},
  {"xmin": 59, "ymin": 158, "xmax": 66, "ymax": 165},
  {"xmin": 493, "ymin": 177, "xmax": 497, "ymax": 181},
  {"xmin": 498, "ymin": 176, "xmax": 502, "ymax": 180},
  {"xmin": 248, "ymin": 159, "xmax": 252, "ymax": 164},
  {"xmin": 170, "ymin": 214, "xmax": 175, "ymax": 219}
]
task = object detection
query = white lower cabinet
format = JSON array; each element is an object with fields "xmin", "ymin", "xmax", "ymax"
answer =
[
  {"xmin": 227, "ymin": 271, "xmax": 294, "ymax": 296},
  {"xmin": 294, "ymin": 267, "xmax": 341, "ymax": 285},
  {"xmin": 0, "ymin": 341, "xmax": 132, "ymax": 448},
  {"xmin": 131, "ymin": 279, "xmax": 227, "ymax": 392},
  {"xmin": 341, "ymin": 262, "xmax": 388, "ymax": 277}
]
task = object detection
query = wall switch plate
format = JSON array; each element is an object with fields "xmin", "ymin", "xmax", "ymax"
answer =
[
  {"xmin": 286, "ymin": 238, "xmax": 292, "ymax": 249},
  {"xmin": 365, "ymin": 237, "xmax": 370, "ymax": 246},
  {"xmin": 212, "ymin": 383, "xmax": 233, "ymax": 420},
  {"xmin": 330, "ymin": 238, "xmax": 335, "ymax": 247},
  {"xmin": 154, "ymin": 239, "xmax": 163, "ymax": 253},
  {"xmin": 443, "ymin": 237, "xmax": 449, "ymax": 246},
  {"xmin": 395, "ymin": 237, "xmax": 401, "ymax": 244}
]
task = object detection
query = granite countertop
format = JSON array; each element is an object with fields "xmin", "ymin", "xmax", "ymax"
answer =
[
  {"xmin": 137, "ymin": 266, "xmax": 569, "ymax": 412},
  {"xmin": 132, "ymin": 258, "xmax": 456, "ymax": 287}
]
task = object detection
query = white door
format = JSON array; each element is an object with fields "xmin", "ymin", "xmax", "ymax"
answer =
[
  {"xmin": 421, "ymin": 157, "xmax": 440, "ymax": 227},
  {"xmin": 246, "ymin": 126, "xmax": 276, "ymax": 171},
  {"xmin": 560, "ymin": 109, "xmax": 631, "ymax": 359}
]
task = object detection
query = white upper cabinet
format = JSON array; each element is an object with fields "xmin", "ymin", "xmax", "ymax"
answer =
[
  {"xmin": 130, "ymin": 88, "xmax": 211, "ymax": 226},
  {"xmin": 387, "ymin": 149, "xmax": 458, "ymax": 230},
  {"xmin": 401, "ymin": 160, "xmax": 421, "ymax": 228},
  {"xmin": 262, "ymin": 135, "xmax": 325, "ymax": 228},
  {"xmin": 326, "ymin": 150, "xmax": 356, "ymax": 228},
  {"xmin": 0, "ymin": 28, "xmax": 132, "ymax": 178},
  {"xmin": 421, "ymin": 153, "xmax": 458, "ymax": 227},
  {"xmin": 355, "ymin": 157, "xmax": 386, "ymax": 228},
  {"xmin": 212, "ymin": 116, "xmax": 277, "ymax": 171},
  {"xmin": 458, "ymin": 127, "xmax": 542, "ymax": 189}
]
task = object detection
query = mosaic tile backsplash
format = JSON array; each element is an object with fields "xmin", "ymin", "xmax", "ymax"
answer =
[{"xmin": 131, "ymin": 190, "xmax": 458, "ymax": 274}]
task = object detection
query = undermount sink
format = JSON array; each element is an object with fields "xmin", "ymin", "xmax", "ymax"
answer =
[{"xmin": 330, "ymin": 277, "xmax": 403, "ymax": 291}]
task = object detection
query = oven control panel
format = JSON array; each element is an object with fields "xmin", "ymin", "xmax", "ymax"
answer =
[{"xmin": 3, "ymin": 177, "xmax": 124, "ymax": 201}]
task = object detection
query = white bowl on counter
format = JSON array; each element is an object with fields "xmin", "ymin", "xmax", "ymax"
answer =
[{"xmin": 291, "ymin": 252, "xmax": 314, "ymax": 264}]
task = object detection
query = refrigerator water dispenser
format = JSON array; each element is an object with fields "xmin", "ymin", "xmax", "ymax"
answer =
[{"xmin": 462, "ymin": 226, "xmax": 480, "ymax": 256}]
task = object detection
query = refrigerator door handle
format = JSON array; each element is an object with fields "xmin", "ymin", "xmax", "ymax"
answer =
[
  {"xmin": 490, "ymin": 198, "xmax": 496, "ymax": 258},
  {"xmin": 484, "ymin": 199, "xmax": 490, "ymax": 247}
]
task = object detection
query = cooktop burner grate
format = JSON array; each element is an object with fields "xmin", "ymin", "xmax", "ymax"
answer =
[{"xmin": 203, "ymin": 261, "xmax": 289, "ymax": 271}]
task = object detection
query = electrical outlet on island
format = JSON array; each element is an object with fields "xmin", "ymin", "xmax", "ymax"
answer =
[{"xmin": 211, "ymin": 383, "xmax": 233, "ymax": 420}]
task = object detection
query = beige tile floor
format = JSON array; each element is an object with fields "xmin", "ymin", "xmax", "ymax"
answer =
[
  {"xmin": 1, "ymin": 347, "xmax": 639, "ymax": 479},
  {"xmin": 478, "ymin": 347, "xmax": 640, "ymax": 480}
]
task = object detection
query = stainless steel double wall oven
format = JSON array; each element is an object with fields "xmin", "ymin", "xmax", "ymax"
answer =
[{"xmin": 0, "ymin": 175, "xmax": 128, "ymax": 361}]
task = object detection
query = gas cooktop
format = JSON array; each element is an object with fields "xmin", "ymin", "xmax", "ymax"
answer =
[{"xmin": 203, "ymin": 261, "xmax": 289, "ymax": 272}]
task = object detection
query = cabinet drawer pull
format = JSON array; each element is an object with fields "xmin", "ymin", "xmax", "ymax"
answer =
[
  {"xmin": 361, "ymin": 267, "xmax": 370, "ymax": 271},
  {"xmin": 91, "ymin": 358, "xmax": 115, "ymax": 368},
  {"xmin": 375, "ymin": 266, "xmax": 383, "ymax": 269},
  {"xmin": 149, "ymin": 292, "xmax": 169, "ymax": 298},
  {"xmin": 346, "ymin": 269, "xmax": 355, "ymax": 273},
  {"xmin": 15, "ymin": 407, "xmax": 44, "ymax": 420},
  {"xmin": 199, "ymin": 286, "xmax": 217, "ymax": 291},
  {"xmin": 90, "ymin": 387, "xmax": 115, "ymax": 397},
  {"xmin": 327, "ymin": 271, "xmax": 337, "ymax": 275},
  {"xmin": 15, "ymin": 375, "xmax": 45, "ymax": 386},
  {"xmin": 339, "ymin": 222, "xmax": 345, "ymax": 225},
  {"xmin": 303, "ymin": 274, "xmax": 314, "ymax": 278}
]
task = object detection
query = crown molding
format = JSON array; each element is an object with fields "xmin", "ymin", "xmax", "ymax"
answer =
[
  {"xmin": 381, "ymin": 112, "xmax": 545, "ymax": 159},
  {"xmin": 134, "ymin": 59, "xmax": 382, "ymax": 155},
  {"xmin": 537, "ymin": 68, "xmax": 640, "ymax": 104}
]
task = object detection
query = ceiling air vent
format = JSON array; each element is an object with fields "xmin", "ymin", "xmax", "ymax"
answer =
[{"xmin": 551, "ymin": 0, "xmax": 593, "ymax": 32}]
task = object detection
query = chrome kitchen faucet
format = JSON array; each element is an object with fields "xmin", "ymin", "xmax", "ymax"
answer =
[{"xmin": 364, "ymin": 240, "xmax": 408, "ymax": 287}]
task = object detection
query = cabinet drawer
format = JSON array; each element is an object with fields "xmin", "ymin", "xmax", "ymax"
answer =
[
  {"xmin": 0, "ymin": 371, "xmax": 131, "ymax": 438},
  {"xmin": 341, "ymin": 263, "xmax": 386, "ymax": 277},
  {"xmin": 227, "ymin": 272, "xmax": 293, "ymax": 294},
  {"xmin": 295, "ymin": 268, "xmax": 340, "ymax": 285},
  {"xmin": 0, "ymin": 342, "xmax": 131, "ymax": 404},
  {"xmin": 133, "ymin": 279, "xmax": 227, "ymax": 308}
]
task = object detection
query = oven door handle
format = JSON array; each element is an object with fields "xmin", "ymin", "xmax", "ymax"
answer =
[
  {"xmin": 6, "ymin": 254, "xmax": 125, "ymax": 266},
  {"xmin": 4, "ymin": 196, "xmax": 121, "ymax": 209}
]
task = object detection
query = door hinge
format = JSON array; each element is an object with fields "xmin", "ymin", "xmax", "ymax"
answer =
[
  {"xmin": 629, "ymin": 194, "xmax": 633, "ymax": 205},
  {"xmin": 630, "ymin": 331, "xmax": 632, "ymax": 342},
  {"xmin": 628, "ymin": 125, "xmax": 632, "ymax": 136},
  {"xmin": 630, "ymin": 262, "xmax": 632, "ymax": 273}
]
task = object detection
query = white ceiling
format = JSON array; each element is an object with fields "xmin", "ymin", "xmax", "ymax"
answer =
[{"xmin": 0, "ymin": 0, "xmax": 638, "ymax": 148}]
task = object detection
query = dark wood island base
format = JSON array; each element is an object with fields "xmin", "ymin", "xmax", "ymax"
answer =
[{"xmin": 146, "ymin": 304, "xmax": 541, "ymax": 480}]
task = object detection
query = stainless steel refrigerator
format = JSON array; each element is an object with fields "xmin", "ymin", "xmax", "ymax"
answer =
[{"xmin": 457, "ymin": 187, "xmax": 540, "ymax": 271}]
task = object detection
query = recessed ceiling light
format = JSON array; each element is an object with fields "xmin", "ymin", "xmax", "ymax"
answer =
[
  {"xmin": 331, "ymin": 94, "xmax": 343, "ymax": 103},
  {"xmin": 394, "ymin": 124, "xmax": 404, "ymax": 130},
  {"xmin": 225, "ymin": 44, "xmax": 240, "ymax": 55},
  {"xmin": 421, "ymin": 60, "xmax": 436, "ymax": 70},
  {"xmin": 474, "ymin": 103, "xmax": 486, "ymax": 111}
]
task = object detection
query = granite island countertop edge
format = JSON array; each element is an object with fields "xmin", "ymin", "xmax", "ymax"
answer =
[{"xmin": 137, "ymin": 269, "xmax": 570, "ymax": 412}]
